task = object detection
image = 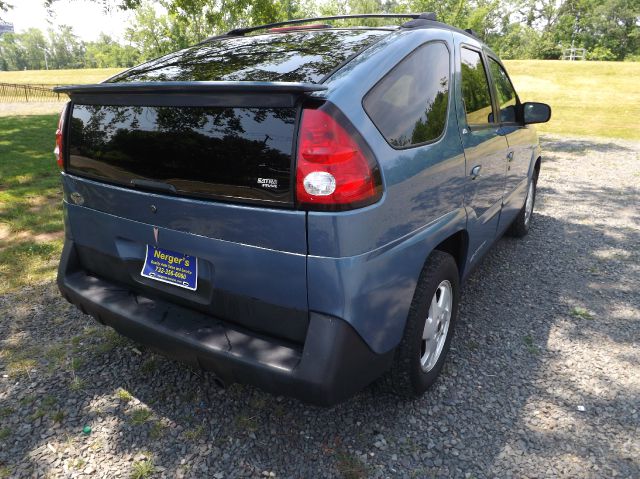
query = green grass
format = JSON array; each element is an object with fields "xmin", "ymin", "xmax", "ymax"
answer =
[
  {"xmin": 0, "ymin": 344, "xmax": 41, "ymax": 378},
  {"xmin": 183, "ymin": 424, "xmax": 205, "ymax": 441},
  {"xmin": 149, "ymin": 421, "xmax": 167, "ymax": 439},
  {"xmin": 336, "ymin": 452, "xmax": 369, "ymax": 479},
  {"xmin": 0, "ymin": 407, "xmax": 14, "ymax": 418},
  {"xmin": 0, "ymin": 68, "xmax": 124, "ymax": 86},
  {"xmin": 504, "ymin": 60, "xmax": 640, "ymax": 140},
  {"xmin": 131, "ymin": 459, "xmax": 155, "ymax": 479},
  {"xmin": 0, "ymin": 114, "xmax": 63, "ymax": 293},
  {"xmin": 570, "ymin": 306, "xmax": 594, "ymax": 320},
  {"xmin": 52, "ymin": 410, "xmax": 65, "ymax": 423},
  {"xmin": 129, "ymin": 407, "xmax": 153, "ymax": 425},
  {"xmin": 117, "ymin": 388, "xmax": 134, "ymax": 403},
  {"xmin": 522, "ymin": 334, "xmax": 540, "ymax": 355},
  {"xmin": 0, "ymin": 427, "xmax": 11, "ymax": 441},
  {"xmin": 69, "ymin": 377, "xmax": 86, "ymax": 391}
]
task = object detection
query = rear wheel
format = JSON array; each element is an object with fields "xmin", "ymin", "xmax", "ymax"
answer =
[
  {"xmin": 507, "ymin": 170, "xmax": 538, "ymax": 238},
  {"xmin": 380, "ymin": 250, "xmax": 459, "ymax": 398}
]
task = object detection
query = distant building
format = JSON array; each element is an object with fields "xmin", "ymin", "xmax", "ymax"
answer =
[{"xmin": 0, "ymin": 22, "xmax": 14, "ymax": 35}]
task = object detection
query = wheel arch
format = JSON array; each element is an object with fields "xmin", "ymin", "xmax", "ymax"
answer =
[
  {"xmin": 534, "ymin": 155, "xmax": 542, "ymax": 174},
  {"xmin": 433, "ymin": 229, "xmax": 469, "ymax": 281}
]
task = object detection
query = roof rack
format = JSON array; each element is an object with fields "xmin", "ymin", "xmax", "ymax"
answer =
[
  {"xmin": 464, "ymin": 28, "xmax": 481, "ymax": 39},
  {"xmin": 225, "ymin": 13, "xmax": 436, "ymax": 36}
]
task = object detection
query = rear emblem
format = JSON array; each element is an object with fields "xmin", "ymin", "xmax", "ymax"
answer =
[
  {"xmin": 257, "ymin": 178, "xmax": 278, "ymax": 189},
  {"xmin": 153, "ymin": 227, "xmax": 159, "ymax": 244}
]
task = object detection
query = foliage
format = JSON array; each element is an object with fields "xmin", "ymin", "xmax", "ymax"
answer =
[
  {"xmin": 85, "ymin": 34, "xmax": 140, "ymax": 68},
  {"xmin": 0, "ymin": 1, "xmax": 11, "ymax": 22},
  {"xmin": 1, "ymin": 0, "xmax": 639, "ymax": 69},
  {"xmin": 0, "ymin": 27, "xmax": 139, "ymax": 71}
]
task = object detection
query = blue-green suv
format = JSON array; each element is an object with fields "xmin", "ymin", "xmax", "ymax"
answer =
[{"xmin": 55, "ymin": 13, "xmax": 551, "ymax": 405}]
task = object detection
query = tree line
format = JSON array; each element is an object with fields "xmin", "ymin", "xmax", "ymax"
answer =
[{"xmin": 0, "ymin": 0, "xmax": 638, "ymax": 71}]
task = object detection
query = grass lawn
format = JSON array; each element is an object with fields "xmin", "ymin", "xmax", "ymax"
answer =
[
  {"xmin": 0, "ymin": 114, "xmax": 63, "ymax": 293},
  {"xmin": 0, "ymin": 68, "xmax": 123, "ymax": 86},
  {"xmin": 504, "ymin": 60, "xmax": 640, "ymax": 140}
]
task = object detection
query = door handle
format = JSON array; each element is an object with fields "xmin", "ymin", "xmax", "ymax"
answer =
[
  {"xmin": 470, "ymin": 165, "xmax": 482, "ymax": 179},
  {"xmin": 507, "ymin": 151, "xmax": 514, "ymax": 162}
]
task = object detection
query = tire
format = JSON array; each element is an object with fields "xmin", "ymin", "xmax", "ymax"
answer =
[
  {"xmin": 379, "ymin": 250, "xmax": 460, "ymax": 398},
  {"xmin": 507, "ymin": 169, "xmax": 539, "ymax": 238}
]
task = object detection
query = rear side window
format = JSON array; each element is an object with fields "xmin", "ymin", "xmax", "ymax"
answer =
[
  {"xmin": 363, "ymin": 42, "xmax": 450, "ymax": 148},
  {"xmin": 460, "ymin": 48, "xmax": 494, "ymax": 127},
  {"xmin": 488, "ymin": 58, "xmax": 519, "ymax": 123}
]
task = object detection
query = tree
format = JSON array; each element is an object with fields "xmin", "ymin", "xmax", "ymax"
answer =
[
  {"xmin": 47, "ymin": 25, "xmax": 85, "ymax": 69},
  {"xmin": 4, "ymin": 0, "xmax": 637, "ymax": 66},
  {"xmin": 20, "ymin": 29, "xmax": 49, "ymax": 70},
  {"xmin": 0, "ymin": 32, "xmax": 28, "ymax": 70},
  {"xmin": 85, "ymin": 33, "xmax": 140, "ymax": 67},
  {"xmin": 0, "ymin": 1, "xmax": 11, "ymax": 16}
]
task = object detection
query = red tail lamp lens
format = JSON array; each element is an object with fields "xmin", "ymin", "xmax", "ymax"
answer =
[
  {"xmin": 54, "ymin": 103, "xmax": 69, "ymax": 170},
  {"xmin": 295, "ymin": 108, "xmax": 382, "ymax": 210}
]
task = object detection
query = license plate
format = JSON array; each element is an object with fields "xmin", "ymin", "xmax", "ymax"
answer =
[{"xmin": 141, "ymin": 245, "xmax": 198, "ymax": 291}]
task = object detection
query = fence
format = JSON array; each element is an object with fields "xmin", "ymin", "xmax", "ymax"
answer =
[
  {"xmin": 0, "ymin": 83, "xmax": 63, "ymax": 103},
  {"xmin": 562, "ymin": 47, "xmax": 587, "ymax": 61}
]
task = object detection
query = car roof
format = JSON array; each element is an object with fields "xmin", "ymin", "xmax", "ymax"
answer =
[{"xmin": 108, "ymin": 19, "xmax": 493, "ymax": 86}]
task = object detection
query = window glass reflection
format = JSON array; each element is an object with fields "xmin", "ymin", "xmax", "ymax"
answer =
[
  {"xmin": 488, "ymin": 58, "xmax": 518, "ymax": 123},
  {"xmin": 111, "ymin": 30, "xmax": 388, "ymax": 84},
  {"xmin": 460, "ymin": 48, "xmax": 494, "ymax": 126},
  {"xmin": 364, "ymin": 42, "xmax": 450, "ymax": 148}
]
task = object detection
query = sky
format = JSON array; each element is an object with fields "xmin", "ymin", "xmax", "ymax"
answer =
[{"xmin": 3, "ymin": 0, "xmax": 138, "ymax": 41}]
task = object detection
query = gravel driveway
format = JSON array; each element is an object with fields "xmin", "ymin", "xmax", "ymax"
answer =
[{"xmin": 1, "ymin": 135, "xmax": 639, "ymax": 479}]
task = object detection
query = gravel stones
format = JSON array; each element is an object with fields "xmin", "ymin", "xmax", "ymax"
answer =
[{"xmin": 0, "ymin": 135, "xmax": 639, "ymax": 478}]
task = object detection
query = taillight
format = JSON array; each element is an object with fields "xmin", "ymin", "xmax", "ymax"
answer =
[
  {"xmin": 54, "ymin": 102, "xmax": 69, "ymax": 170},
  {"xmin": 295, "ymin": 106, "xmax": 382, "ymax": 210}
]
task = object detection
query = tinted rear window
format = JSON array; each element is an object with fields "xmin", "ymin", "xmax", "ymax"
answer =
[
  {"xmin": 110, "ymin": 30, "xmax": 388, "ymax": 84},
  {"xmin": 363, "ymin": 42, "xmax": 450, "ymax": 148},
  {"xmin": 67, "ymin": 104, "xmax": 297, "ymax": 205}
]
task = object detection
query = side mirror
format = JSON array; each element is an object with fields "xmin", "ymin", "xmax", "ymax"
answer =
[
  {"xmin": 523, "ymin": 102, "xmax": 551, "ymax": 124},
  {"xmin": 501, "ymin": 105, "xmax": 517, "ymax": 123}
]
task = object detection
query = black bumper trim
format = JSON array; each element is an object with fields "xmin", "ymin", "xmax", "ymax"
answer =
[{"xmin": 57, "ymin": 241, "xmax": 393, "ymax": 405}]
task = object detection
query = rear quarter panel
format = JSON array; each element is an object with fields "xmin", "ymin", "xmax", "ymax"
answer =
[{"xmin": 307, "ymin": 29, "xmax": 468, "ymax": 354}]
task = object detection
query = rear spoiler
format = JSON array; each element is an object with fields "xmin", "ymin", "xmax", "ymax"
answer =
[{"xmin": 54, "ymin": 81, "xmax": 328, "ymax": 108}]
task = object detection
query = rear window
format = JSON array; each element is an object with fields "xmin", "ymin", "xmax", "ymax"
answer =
[
  {"xmin": 110, "ymin": 30, "xmax": 388, "ymax": 84},
  {"xmin": 363, "ymin": 42, "xmax": 450, "ymax": 148},
  {"xmin": 67, "ymin": 104, "xmax": 297, "ymax": 205}
]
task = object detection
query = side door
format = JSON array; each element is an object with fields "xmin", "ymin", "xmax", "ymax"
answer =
[
  {"xmin": 456, "ymin": 43, "xmax": 509, "ymax": 264},
  {"xmin": 486, "ymin": 56, "xmax": 534, "ymax": 229}
]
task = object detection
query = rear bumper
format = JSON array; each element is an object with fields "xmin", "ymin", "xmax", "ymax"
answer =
[{"xmin": 57, "ymin": 241, "xmax": 393, "ymax": 406}]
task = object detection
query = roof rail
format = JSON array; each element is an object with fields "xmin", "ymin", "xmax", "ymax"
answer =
[
  {"xmin": 225, "ymin": 13, "xmax": 435, "ymax": 36},
  {"xmin": 464, "ymin": 28, "xmax": 481, "ymax": 39}
]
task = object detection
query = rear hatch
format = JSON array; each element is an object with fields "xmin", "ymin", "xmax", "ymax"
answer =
[
  {"xmin": 57, "ymin": 29, "xmax": 388, "ymax": 344},
  {"xmin": 66, "ymin": 90, "xmax": 303, "ymax": 206}
]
